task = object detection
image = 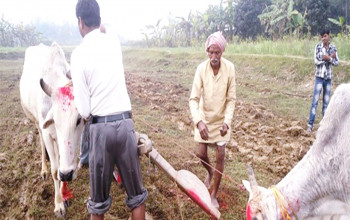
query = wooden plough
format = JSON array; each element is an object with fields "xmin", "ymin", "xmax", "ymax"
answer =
[{"xmin": 136, "ymin": 133, "xmax": 221, "ymax": 219}]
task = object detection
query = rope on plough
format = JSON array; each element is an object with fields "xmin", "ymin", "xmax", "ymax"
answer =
[{"xmin": 138, "ymin": 118, "xmax": 245, "ymax": 192}]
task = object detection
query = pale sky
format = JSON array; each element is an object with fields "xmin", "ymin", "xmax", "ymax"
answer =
[{"xmin": 0, "ymin": 0, "xmax": 217, "ymax": 40}]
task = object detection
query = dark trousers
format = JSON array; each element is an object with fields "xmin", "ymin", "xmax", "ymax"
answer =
[{"xmin": 86, "ymin": 119, "xmax": 147, "ymax": 215}]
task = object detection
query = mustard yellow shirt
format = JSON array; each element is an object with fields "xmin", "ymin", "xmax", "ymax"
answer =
[{"xmin": 189, "ymin": 57, "xmax": 236, "ymax": 143}]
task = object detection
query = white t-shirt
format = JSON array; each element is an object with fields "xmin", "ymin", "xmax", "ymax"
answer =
[{"xmin": 71, "ymin": 29, "xmax": 131, "ymax": 119}]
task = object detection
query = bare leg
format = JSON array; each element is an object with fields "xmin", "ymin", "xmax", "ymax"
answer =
[
  {"xmin": 91, "ymin": 214, "xmax": 104, "ymax": 220},
  {"xmin": 131, "ymin": 203, "xmax": 145, "ymax": 220},
  {"xmin": 211, "ymin": 145, "xmax": 225, "ymax": 208},
  {"xmin": 198, "ymin": 143, "xmax": 214, "ymax": 188}
]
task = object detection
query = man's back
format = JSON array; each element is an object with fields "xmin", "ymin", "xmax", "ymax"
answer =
[{"xmin": 71, "ymin": 29, "xmax": 131, "ymax": 118}]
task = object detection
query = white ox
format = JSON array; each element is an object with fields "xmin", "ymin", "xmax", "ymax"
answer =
[
  {"xmin": 243, "ymin": 83, "xmax": 350, "ymax": 220},
  {"xmin": 20, "ymin": 43, "xmax": 84, "ymax": 217}
]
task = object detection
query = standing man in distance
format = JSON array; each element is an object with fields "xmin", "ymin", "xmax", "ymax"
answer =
[
  {"xmin": 189, "ymin": 31, "xmax": 236, "ymax": 208},
  {"xmin": 71, "ymin": 0, "xmax": 147, "ymax": 219},
  {"xmin": 307, "ymin": 30, "xmax": 339, "ymax": 132}
]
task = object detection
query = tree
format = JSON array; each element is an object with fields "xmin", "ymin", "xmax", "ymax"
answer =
[
  {"xmin": 233, "ymin": 0, "xmax": 270, "ymax": 40},
  {"xmin": 162, "ymin": 15, "xmax": 177, "ymax": 47},
  {"xmin": 258, "ymin": 0, "xmax": 302, "ymax": 39},
  {"xmin": 295, "ymin": 0, "xmax": 335, "ymax": 36},
  {"xmin": 203, "ymin": 4, "xmax": 224, "ymax": 35},
  {"xmin": 291, "ymin": 8, "xmax": 308, "ymax": 38},
  {"xmin": 328, "ymin": 0, "xmax": 349, "ymax": 35},
  {"xmin": 328, "ymin": 16, "xmax": 350, "ymax": 36},
  {"xmin": 202, "ymin": 0, "xmax": 238, "ymax": 41},
  {"xmin": 176, "ymin": 15, "xmax": 193, "ymax": 47},
  {"xmin": 142, "ymin": 19, "xmax": 163, "ymax": 47},
  {"xmin": 258, "ymin": 0, "xmax": 286, "ymax": 38},
  {"xmin": 32, "ymin": 19, "xmax": 81, "ymax": 45},
  {"xmin": 0, "ymin": 16, "xmax": 46, "ymax": 47},
  {"xmin": 187, "ymin": 11, "xmax": 207, "ymax": 44},
  {"xmin": 224, "ymin": 0, "xmax": 235, "ymax": 41}
]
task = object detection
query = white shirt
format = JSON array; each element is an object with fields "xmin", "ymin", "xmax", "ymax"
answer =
[{"xmin": 71, "ymin": 29, "xmax": 131, "ymax": 119}]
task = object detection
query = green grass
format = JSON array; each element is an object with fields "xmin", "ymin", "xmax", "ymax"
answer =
[
  {"xmin": 122, "ymin": 47, "xmax": 350, "ymax": 125},
  {"xmin": 227, "ymin": 37, "xmax": 317, "ymax": 58},
  {"xmin": 2, "ymin": 35, "xmax": 350, "ymax": 61},
  {"xmin": 0, "ymin": 47, "xmax": 26, "ymax": 53},
  {"xmin": 226, "ymin": 36, "xmax": 350, "ymax": 61}
]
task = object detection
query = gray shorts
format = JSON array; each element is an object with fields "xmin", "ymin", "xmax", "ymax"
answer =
[{"xmin": 86, "ymin": 118, "xmax": 147, "ymax": 215}]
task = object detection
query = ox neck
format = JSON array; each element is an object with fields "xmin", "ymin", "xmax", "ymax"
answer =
[
  {"xmin": 276, "ymin": 155, "xmax": 315, "ymax": 218},
  {"xmin": 275, "ymin": 151, "xmax": 343, "ymax": 219},
  {"xmin": 269, "ymin": 186, "xmax": 295, "ymax": 220}
]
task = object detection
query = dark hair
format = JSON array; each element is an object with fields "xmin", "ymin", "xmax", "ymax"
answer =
[
  {"xmin": 320, "ymin": 30, "xmax": 330, "ymax": 36},
  {"xmin": 76, "ymin": 0, "xmax": 101, "ymax": 27}
]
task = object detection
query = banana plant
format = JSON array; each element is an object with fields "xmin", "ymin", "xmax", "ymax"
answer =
[
  {"xmin": 291, "ymin": 9, "xmax": 308, "ymax": 38},
  {"xmin": 258, "ymin": 0, "xmax": 289, "ymax": 38},
  {"xmin": 328, "ymin": 16, "xmax": 348, "ymax": 36},
  {"xmin": 258, "ymin": 0, "xmax": 302, "ymax": 39}
]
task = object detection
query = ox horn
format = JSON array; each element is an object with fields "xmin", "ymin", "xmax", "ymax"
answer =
[
  {"xmin": 40, "ymin": 78, "xmax": 52, "ymax": 97},
  {"xmin": 66, "ymin": 70, "xmax": 72, "ymax": 80},
  {"xmin": 247, "ymin": 164, "xmax": 259, "ymax": 195}
]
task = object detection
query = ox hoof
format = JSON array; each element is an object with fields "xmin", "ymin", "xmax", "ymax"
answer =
[
  {"xmin": 64, "ymin": 200, "xmax": 70, "ymax": 208},
  {"xmin": 41, "ymin": 170, "xmax": 49, "ymax": 180},
  {"xmin": 54, "ymin": 203, "xmax": 66, "ymax": 218}
]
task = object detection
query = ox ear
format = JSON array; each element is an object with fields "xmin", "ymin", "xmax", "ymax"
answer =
[
  {"xmin": 40, "ymin": 78, "xmax": 52, "ymax": 97},
  {"xmin": 242, "ymin": 180, "xmax": 251, "ymax": 193},
  {"xmin": 43, "ymin": 108, "xmax": 54, "ymax": 129}
]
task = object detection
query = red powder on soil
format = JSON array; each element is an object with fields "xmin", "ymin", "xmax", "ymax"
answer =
[{"xmin": 220, "ymin": 201, "xmax": 228, "ymax": 210}]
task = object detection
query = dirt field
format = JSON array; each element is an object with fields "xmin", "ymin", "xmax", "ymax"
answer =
[{"xmin": 1, "ymin": 47, "xmax": 349, "ymax": 219}]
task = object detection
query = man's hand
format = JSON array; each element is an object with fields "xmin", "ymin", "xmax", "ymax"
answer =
[
  {"xmin": 220, "ymin": 123, "xmax": 228, "ymax": 136},
  {"xmin": 322, "ymin": 54, "xmax": 331, "ymax": 61},
  {"xmin": 197, "ymin": 121, "xmax": 209, "ymax": 140},
  {"xmin": 330, "ymin": 53, "xmax": 336, "ymax": 59},
  {"xmin": 83, "ymin": 115, "xmax": 92, "ymax": 125}
]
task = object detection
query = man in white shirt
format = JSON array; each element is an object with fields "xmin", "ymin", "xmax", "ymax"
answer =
[
  {"xmin": 71, "ymin": 0, "xmax": 147, "ymax": 219},
  {"xmin": 78, "ymin": 23, "xmax": 107, "ymax": 167}
]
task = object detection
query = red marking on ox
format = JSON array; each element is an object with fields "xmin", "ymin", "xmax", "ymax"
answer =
[
  {"xmin": 61, "ymin": 182, "xmax": 74, "ymax": 201},
  {"xmin": 57, "ymin": 87, "xmax": 74, "ymax": 111},
  {"xmin": 246, "ymin": 204, "xmax": 252, "ymax": 220},
  {"xmin": 58, "ymin": 87, "xmax": 74, "ymax": 101}
]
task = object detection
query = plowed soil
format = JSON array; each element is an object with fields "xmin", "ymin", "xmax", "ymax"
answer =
[
  {"xmin": 126, "ymin": 72, "xmax": 314, "ymax": 178},
  {"xmin": 0, "ymin": 50, "xmax": 319, "ymax": 219}
]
